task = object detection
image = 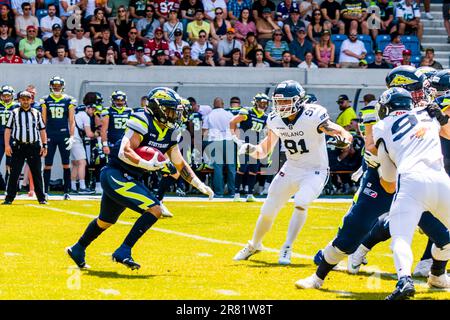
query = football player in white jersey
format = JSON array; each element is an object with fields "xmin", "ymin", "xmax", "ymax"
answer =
[
  {"xmin": 233, "ymin": 80, "xmax": 353, "ymax": 265},
  {"xmin": 374, "ymin": 87, "xmax": 450, "ymax": 300}
]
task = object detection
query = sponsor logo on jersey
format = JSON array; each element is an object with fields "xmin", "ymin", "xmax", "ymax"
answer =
[
  {"xmin": 320, "ymin": 113, "xmax": 327, "ymax": 121},
  {"xmin": 279, "ymin": 171, "xmax": 285, "ymax": 177},
  {"xmin": 389, "ymin": 75, "xmax": 417, "ymax": 87},
  {"xmin": 413, "ymin": 126, "xmax": 428, "ymax": 139},
  {"xmin": 363, "ymin": 187, "xmax": 378, "ymax": 198},
  {"xmin": 279, "ymin": 131, "xmax": 304, "ymax": 138},
  {"xmin": 288, "ymin": 124, "xmax": 293, "ymax": 130}
]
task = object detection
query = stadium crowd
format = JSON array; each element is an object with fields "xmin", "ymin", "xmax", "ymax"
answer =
[{"xmin": 0, "ymin": 0, "xmax": 447, "ymax": 68}]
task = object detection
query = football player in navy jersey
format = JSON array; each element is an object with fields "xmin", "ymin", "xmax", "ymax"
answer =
[
  {"xmin": 40, "ymin": 76, "xmax": 76, "ymax": 200},
  {"xmin": 66, "ymin": 87, "xmax": 213, "ymax": 270},
  {"xmin": 231, "ymin": 93, "xmax": 270, "ymax": 202}
]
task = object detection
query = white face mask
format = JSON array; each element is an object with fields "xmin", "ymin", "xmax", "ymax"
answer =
[{"xmin": 273, "ymin": 97, "xmax": 299, "ymax": 118}]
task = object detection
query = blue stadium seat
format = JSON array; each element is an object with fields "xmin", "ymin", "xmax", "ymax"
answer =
[
  {"xmin": 331, "ymin": 34, "xmax": 348, "ymax": 63},
  {"xmin": 44, "ymin": 0, "xmax": 57, "ymax": 8},
  {"xmin": 365, "ymin": 54, "xmax": 375, "ymax": 64},
  {"xmin": 376, "ymin": 35, "xmax": 391, "ymax": 52},
  {"xmin": 36, "ymin": 9, "xmax": 48, "ymax": 23},
  {"xmin": 357, "ymin": 34, "xmax": 374, "ymax": 54},
  {"xmin": 411, "ymin": 55, "xmax": 421, "ymax": 67},
  {"xmin": 401, "ymin": 35, "xmax": 420, "ymax": 56}
]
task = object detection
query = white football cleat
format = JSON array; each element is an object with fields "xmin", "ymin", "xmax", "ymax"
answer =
[
  {"xmin": 279, "ymin": 246, "xmax": 292, "ymax": 265},
  {"xmin": 295, "ymin": 274, "xmax": 324, "ymax": 289},
  {"xmin": 160, "ymin": 202, "xmax": 174, "ymax": 218},
  {"xmin": 347, "ymin": 245, "xmax": 370, "ymax": 274},
  {"xmin": 427, "ymin": 273, "xmax": 450, "ymax": 289},
  {"xmin": 233, "ymin": 193, "xmax": 241, "ymax": 202},
  {"xmin": 413, "ymin": 258, "xmax": 432, "ymax": 277},
  {"xmin": 233, "ymin": 241, "xmax": 261, "ymax": 261},
  {"xmin": 246, "ymin": 194, "xmax": 256, "ymax": 202}
]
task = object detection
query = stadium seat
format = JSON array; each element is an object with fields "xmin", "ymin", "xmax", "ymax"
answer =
[
  {"xmin": 331, "ymin": 34, "xmax": 348, "ymax": 63},
  {"xmin": 401, "ymin": 35, "xmax": 420, "ymax": 56},
  {"xmin": 365, "ymin": 54, "xmax": 375, "ymax": 64},
  {"xmin": 357, "ymin": 34, "xmax": 374, "ymax": 54},
  {"xmin": 44, "ymin": 0, "xmax": 57, "ymax": 8},
  {"xmin": 375, "ymin": 35, "xmax": 391, "ymax": 52},
  {"xmin": 411, "ymin": 55, "xmax": 421, "ymax": 67},
  {"xmin": 36, "ymin": 9, "xmax": 48, "ymax": 23}
]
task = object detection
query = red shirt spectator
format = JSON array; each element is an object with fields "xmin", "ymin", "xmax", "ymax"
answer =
[
  {"xmin": 0, "ymin": 42, "xmax": 23, "ymax": 63},
  {"xmin": 144, "ymin": 27, "xmax": 169, "ymax": 57},
  {"xmin": 154, "ymin": 0, "xmax": 180, "ymax": 20}
]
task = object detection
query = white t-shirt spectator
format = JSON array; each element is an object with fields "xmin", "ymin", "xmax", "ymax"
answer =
[
  {"xmin": 396, "ymin": 0, "xmax": 421, "ymax": 21},
  {"xmin": 169, "ymin": 39, "xmax": 189, "ymax": 59},
  {"xmin": 74, "ymin": 111, "xmax": 91, "ymax": 143},
  {"xmin": 16, "ymin": 15, "xmax": 39, "ymax": 36},
  {"xmin": 202, "ymin": 107, "xmax": 234, "ymax": 141},
  {"xmin": 69, "ymin": 37, "xmax": 92, "ymax": 59},
  {"xmin": 40, "ymin": 15, "xmax": 63, "ymax": 40},
  {"xmin": 12, "ymin": 0, "xmax": 35, "ymax": 15},
  {"xmin": 202, "ymin": 0, "xmax": 227, "ymax": 20},
  {"xmin": 51, "ymin": 57, "xmax": 72, "ymax": 64},
  {"xmin": 339, "ymin": 39, "xmax": 366, "ymax": 63},
  {"xmin": 297, "ymin": 61, "xmax": 318, "ymax": 69},
  {"xmin": 190, "ymin": 40, "xmax": 213, "ymax": 60},
  {"xmin": 127, "ymin": 54, "xmax": 152, "ymax": 66}
]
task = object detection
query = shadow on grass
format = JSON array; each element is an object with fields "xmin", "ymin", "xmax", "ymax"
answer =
[
  {"xmin": 85, "ymin": 269, "xmax": 156, "ymax": 280},
  {"xmin": 240, "ymin": 259, "xmax": 310, "ymax": 268}
]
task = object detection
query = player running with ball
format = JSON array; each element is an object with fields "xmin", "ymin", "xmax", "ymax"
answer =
[
  {"xmin": 66, "ymin": 87, "xmax": 213, "ymax": 270},
  {"xmin": 233, "ymin": 80, "xmax": 352, "ymax": 265}
]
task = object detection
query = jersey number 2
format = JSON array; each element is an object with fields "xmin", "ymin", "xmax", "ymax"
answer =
[{"xmin": 284, "ymin": 139, "xmax": 309, "ymax": 155}]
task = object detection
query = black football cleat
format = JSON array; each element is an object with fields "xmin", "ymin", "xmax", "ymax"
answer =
[
  {"xmin": 112, "ymin": 245, "xmax": 141, "ymax": 270},
  {"xmin": 66, "ymin": 243, "xmax": 89, "ymax": 269},
  {"xmin": 386, "ymin": 276, "xmax": 415, "ymax": 300}
]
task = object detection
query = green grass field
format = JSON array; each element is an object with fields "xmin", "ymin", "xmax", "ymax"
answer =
[{"xmin": 0, "ymin": 199, "xmax": 448, "ymax": 300}]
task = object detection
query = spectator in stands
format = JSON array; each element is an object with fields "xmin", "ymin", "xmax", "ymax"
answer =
[
  {"xmin": 137, "ymin": 5, "xmax": 161, "ymax": 42},
  {"xmin": 242, "ymin": 31, "xmax": 262, "ymax": 64},
  {"xmin": 217, "ymin": 27, "xmax": 242, "ymax": 65},
  {"xmin": 225, "ymin": 47, "xmax": 246, "ymax": 66},
  {"xmin": 283, "ymin": 8, "xmax": 305, "ymax": 43},
  {"xmin": 15, "ymin": 2, "xmax": 38, "ymax": 40},
  {"xmin": 279, "ymin": 50, "xmax": 295, "ymax": 67},
  {"xmin": 119, "ymin": 27, "xmax": 143, "ymax": 64},
  {"xmin": 145, "ymin": 26, "xmax": 169, "ymax": 59},
  {"xmin": 106, "ymin": 0, "xmax": 129, "ymax": 20},
  {"xmin": 198, "ymin": 47, "xmax": 217, "ymax": 66},
  {"xmin": 227, "ymin": 0, "xmax": 251, "ymax": 22},
  {"xmin": 0, "ymin": 21, "xmax": 14, "ymax": 55},
  {"xmin": 69, "ymin": 26, "xmax": 92, "ymax": 60},
  {"xmin": 202, "ymin": 0, "xmax": 227, "ymax": 22},
  {"xmin": 127, "ymin": 45, "xmax": 153, "ymax": 66},
  {"xmin": 417, "ymin": 0, "xmax": 434, "ymax": 20},
  {"xmin": 202, "ymin": 97, "xmax": 236, "ymax": 197},
  {"xmin": 105, "ymin": 46, "xmax": 118, "ymax": 64},
  {"xmin": 154, "ymin": 0, "xmax": 180, "ymax": 25},
  {"xmin": 252, "ymin": 0, "xmax": 275, "ymax": 20},
  {"xmin": 249, "ymin": 47, "xmax": 269, "ymax": 67},
  {"xmin": 26, "ymin": 45, "xmax": 50, "ymax": 64},
  {"xmin": 51, "ymin": 45, "xmax": 71, "ymax": 64},
  {"xmin": 44, "ymin": 23, "xmax": 69, "ymax": 60},
  {"xmin": 369, "ymin": 0, "xmax": 396, "ymax": 40},
  {"xmin": 163, "ymin": 9, "xmax": 183, "ymax": 42},
  {"xmin": 368, "ymin": 48, "xmax": 390, "ymax": 68},
  {"xmin": 276, "ymin": 0, "xmax": 299, "ymax": 22},
  {"xmin": 187, "ymin": 8, "xmax": 210, "ymax": 42},
  {"xmin": 0, "ymin": 5, "xmax": 14, "ymax": 37},
  {"xmin": 180, "ymin": 0, "xmax": 204, "ymax": 34},
  {"xmin": 94, "ymin": 28, "xmax": 119, "ymax": 64},
  {"xmin": 190, "ymin": 28, "xmax": 213, "ymax": 62},
  {"xmin": 12, "ymin": 0, "xmax": 35, "ymax": 16},
  {"xmin": 358, "ymin": 59, "xmax": 368, "ymax": 68},
  {"xmin": 75, "ymin": 45, "xmax": 97, "ymax": 64},
  {"xmin": 234, "ymin": 8, "xmax": 256, "ymax": 41},
  {"xmin": 299, "ymin": 0, "xmax": 320, "ymax": 22},
  {"xmin": 168, "ymin": 28, "xmax": 188, "ymax": 63},
  {"xmin": 0, "ymin": 42, "xmax": 22, "ymax": 63},
  {"xmin": 339, "ymin": 31, "xmax": 366, "ymax": 68},
  {"xmin": 320, "ymin": 0, "xmax": 345, "ymax": 35},
  {"xmin": 315, "ymin": 29, "xmax": 335, "ymax": 68},
  {"xmin": 307, "ymin": 9, "xmax": 327, "ymax": 46},
  {"xmin": 396, "ymin": 0, "xmax": 424, "ymax": 42},
  {"xmin": 40, "ymin": 4, "xmax": 62, "ymax": 41},
  {"xmin": 422, "ymin": 47, "xmax": 443, "ymax": 70},
  {"xmin": 210, "ymin": 7, "xmax": 232, "ymax": 47},
  {"xmin": 256, "ymin": 7, "xmax": 280, "ymax": 48},
  {"xmin": 340, "ymin": 0, "xmax": 369, "ymax": 35},
  {"xmin": 264, "ymin": 29, "xmax": 288, "ymax": 66},
  {"xmin": 174, "ymin": 45, "xmax": 197, "ymax": 65},
  {"xmin": 89, "ymin": 8, "xmax": 110, "ymax": 43},
  {"xmin": 152, "ymin": 48, "xmax": 172, "ymax": 64},
  {"xmin": 18, "ymin": 25, "xmax": 42, "ymax": 59},
  {"xmin": 382, "ymin": 31, "xmax": 405, "ymax": 67},
  {"xmin": 444, "ymin": 0, "xmax": 450, "ymax": 43},
  {"xmin": 297, "ymin": 50, "xmax": 318, "ymax": 69},
  {"xmin": 60, "ymin": 0, "xmax": 78, "ymax": 24},
  {"xmin": 335, "ymin": 94, "xmax": 356, "ymax": 131},
  {"xmin": 400, "ymin": 49, "xmax": 415, "ymax": 66},
  {"xmin": 112, "ymin": 5, "xmax": 134, "ymax": 45},
  {"xmin": 289, "ymin": 26, "xmax": 312, "ymax": 65},
  {"xmin": 129, "ymin": 0, "xmax": 147, "ymax": 21}
]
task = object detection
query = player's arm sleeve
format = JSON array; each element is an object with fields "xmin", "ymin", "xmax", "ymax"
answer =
[
  {"xmin": 69, "ymin": 97, "xmax": 77, "ymax": 108},
  {"xmin": 360, "ymin": 104, "xmax": 377, "ymax": 126},
  {"xmin": 126, "ymin": 114, "xmax": 148, "ymax": 139},
  {"xmin": 377, "ymin": 139, "xmax": 397, "ymax": 183},
  {"xmin": 238, "ymin": 108, "xmax": 248, "ymax": 120},
  {"xmin": 314, "ymin": 106, "xmax": 331, "ymax": 133}
]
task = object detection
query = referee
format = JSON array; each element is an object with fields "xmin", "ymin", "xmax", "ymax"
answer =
[{"xmin": 2, "ymin": 91, "xmax": 47, "ymax": 205}]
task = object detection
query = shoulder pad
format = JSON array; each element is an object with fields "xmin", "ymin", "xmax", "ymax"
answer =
[{"xmin": 127, "ymin": 112, "xmax": 149, "ymax": 136}]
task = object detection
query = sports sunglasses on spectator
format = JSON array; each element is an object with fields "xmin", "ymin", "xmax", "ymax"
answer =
[{"xmin": 199, "ymin": 34, "xmax": 206, "ymax": 38}]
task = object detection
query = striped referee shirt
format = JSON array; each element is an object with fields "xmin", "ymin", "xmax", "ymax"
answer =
[{"xmin": 6, "ymin": 106, "xmax": 46, "ymax": 143}]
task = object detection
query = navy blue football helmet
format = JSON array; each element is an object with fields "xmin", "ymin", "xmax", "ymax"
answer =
[
  {"xmin": 49, "ymin": 76, "xmax": 65, "ymax": 93},
  {"xmin": 272, "ymin": 80, "xmax": 307, "ymax": 118},
  {"xmin": 252, "ymin": 93, "xmax": 271, "ymax": 112},
  {"xmin": 147, "ymin": 87, "xmax": 182, "ymax": 129},
  {"xmin": 434, "ymin": 92, "xmax": 450, "ymax": 111},
  {"xmin": 305, "ymin": 93, "xmax": 318, "ymax": 104},
  {"xmin": 111, "ymin": 90, "xmax": 127, "ymax": 108},
  {"xmin": 377, "ymin": 87, "xmax": 413, "ymax": 120},
  {"xmin": 430, "ymin": 70, "xmax": 450, "ymax": 97},
  {"xmin": 385, "ymin": 66, "xmax": 425, "ymax": 103}
]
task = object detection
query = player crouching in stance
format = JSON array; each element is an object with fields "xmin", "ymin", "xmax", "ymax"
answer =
[
  {"xmin": 233, "ymin": 80, "xmax": 352, "ymax": 265},
  {"xmin": 66, "ymin": 88, "xmax": 213, "ymax": 270}
]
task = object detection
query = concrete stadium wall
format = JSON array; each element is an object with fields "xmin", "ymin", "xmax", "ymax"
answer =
[{"xmin": 0, "ymin": 65, "xmax": 389, "ymax": 180}]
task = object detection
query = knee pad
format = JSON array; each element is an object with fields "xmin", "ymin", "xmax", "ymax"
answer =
[
  {"xmin": 431, "ymin": 243, "xmax": 450, "ymax": 261},
  {"xmin": 323, "ymin": 243, "xmax": 347, "ymax": 265}
]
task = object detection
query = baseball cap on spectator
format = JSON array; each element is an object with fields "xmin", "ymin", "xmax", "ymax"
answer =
[
  {"xmin": 296, "ymin": 27, "xmax": 306, "ymax": 33},
  {"xmin": 136, "ymin": 46, "xmax": 144, "ymax": 52},
  {"xmin": 322, "ymin": 30, "xmax": 331, "ymax": 36},
  {"xmin": 155, "ymin": 49, "xmax": 165, "ymax": 56},
  {"xmin": 402, "ymin": 49, "xmax": 411, "ymax": 56},
  {"xmin": 375, "ymin": 49, "xmax": 383, "ymax": 55},
  {"xmin": 4, "ymin": 42, "xmax": 14, "ymax": 49},
  {"xmin": 18, "ymin": 91, "xmax": 32, "ymax": 98},
  {"xmin": 262, "ymin": 8, "xmax": 272, "ymax": 14},
  {"xmin": 337, "ymin": 94, "xmax": 350, "ymax": 102},
  {"xmin": 155, "ymin": 27, "xmax": 163, "ymax": 33},
  {"xmin": 174, "ymin": 28, "xmax": 182, "ymax": 36},
  {"xmin": 290, "ymin": 7, "xmax": 300, "ymax": 14},
  {"xmin": 52, "ymin": 23, "xmax": 62, "ymax": 30},
  {"xmin": 227, "ymin": 28, "xmax": 235, "ymax": 34},
  {"xmin": 27, "ymin": 25, "xmax": 37, "ymax": 31}
]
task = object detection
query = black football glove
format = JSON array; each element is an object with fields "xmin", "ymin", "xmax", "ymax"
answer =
[
  {"xmin": 165, "ymin": 161, "xmax": 178, "ymax": 175},
  {"xmin": 327, "ymin": 136, "xmax": 351, "ymax": 149},
  {"xmin": 427, "ymin": 103, "xmax": 449, "ymax": 126}
]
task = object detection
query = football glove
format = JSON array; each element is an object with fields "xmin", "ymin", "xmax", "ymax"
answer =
[
  {"xmin": 427, "ymin": 103, "xmax": 449, "ymax": 126},
  {"xmin": 164, "ymin": 161, "xmax": 178, "ymax": 175},
  {"xmin": 327, "ymin": 136, "xmax": 351, "ymax": 149},
  {"xmin": 238, "ymin": 143, "xmax": 258, "ymax": 155},
  {"xmin": 231, "ymin": 135, "xmax": 245, "ymax": 148},
  {"xmin": 65, "ymin": 136, "xmax": 75, "ymax": 150},
  {"xmin": 138, "ymin": 153, "xmax": 169, "ymax": 171},
  {"xmin": 363, "ymin": 150, "xmax": 380, "ymax": 168},
  {"xmin": 191, "ymin": 177, "xmax": 214, "ymax": 200}
]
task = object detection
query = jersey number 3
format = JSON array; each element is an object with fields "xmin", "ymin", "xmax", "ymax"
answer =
[{"xmin": 284, "ymin": 139, "xmax": 309, "ymax": 155}]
